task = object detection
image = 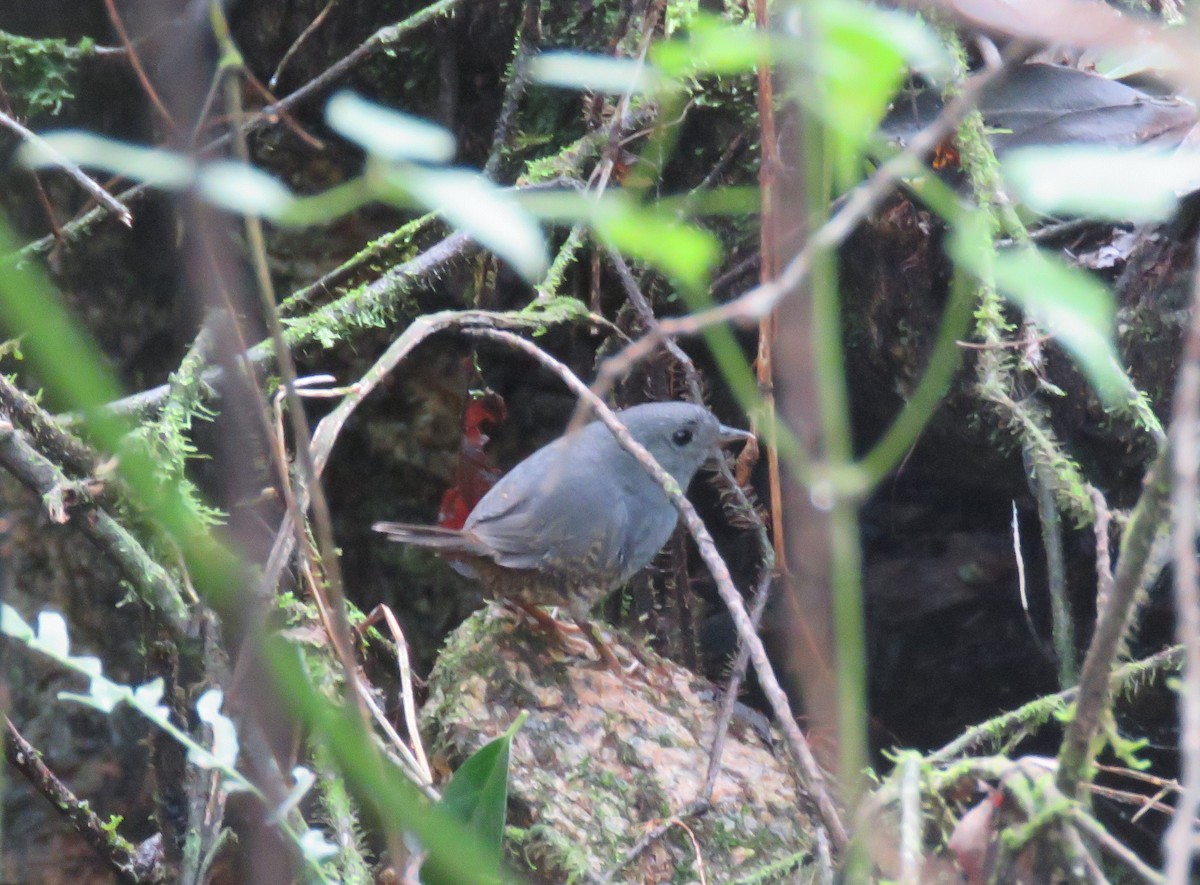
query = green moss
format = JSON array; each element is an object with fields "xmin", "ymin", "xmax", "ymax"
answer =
[
  {"xmin": 312, "ymin": 743, "xmax": 374, "ymax": 883},
  {"xmin": 728, "ymin": 851, "xmax": 812, "ymax": 884},
  {"xmin": 521, "ymin": 823, "xmax": 595, "ymax": 883},
  {"xmin": 533, "ymin": 228, "xmax": 587, "ymax": 302},
  {"xmin": 424, "ymin": 609, "xmax": 815, "ymax": 883},
  {"xmin": 280, "ymin": 233, "xmax": 460, "ymax": 350},
  {"xmin": 278, "ymin": 214, "xmax": 439, "ymax": 316},
  {"xmin": 517, "ymin": 295, "xmax": 592, "ymax": 328},
  {"xmin": 0, "ymin": 31, "xmax": 88, "ymax": 118}
]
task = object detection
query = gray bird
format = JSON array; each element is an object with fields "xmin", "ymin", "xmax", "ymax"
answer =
[{"xmin": 374, "ymin": 401, "xmax": 751, "ymax": 669}]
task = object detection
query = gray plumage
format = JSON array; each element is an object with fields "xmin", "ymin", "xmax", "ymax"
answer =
[{"xmin": 374, "ymin": 402, "xmax": 745, "ymax": 615}]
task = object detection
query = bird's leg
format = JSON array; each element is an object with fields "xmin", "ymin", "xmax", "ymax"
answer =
[
  {"xmin": 571, "ymin": 616, "xmax": 646, "ymax": 679},
  {"xmin": 507, "ymin": 600, "xmax": 647, "ymax": 680},
  {"xmin": 505, "ymin": 600, "xmax": 594, "ymax": 656}
]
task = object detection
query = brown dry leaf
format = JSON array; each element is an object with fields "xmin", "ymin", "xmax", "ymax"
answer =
[
  {"xmin": 948, "ymin": 786, "xmax": 1001, "ymax": 884},
  {"xmin": 936, "ymin": 0, "xmax": 1199, "ymax": 96}
]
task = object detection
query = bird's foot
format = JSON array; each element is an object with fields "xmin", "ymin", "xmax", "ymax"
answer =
[
  {"xmin": 505, "ymin": 601, "xmax": 595, "ymax": 657},
  {"xmin": 503, "ymin": 602, "xmax": 657, "ymax": 682},
  {"xmin": 571, "ymin": 617, "xmax": 654, "ymax": 682}
]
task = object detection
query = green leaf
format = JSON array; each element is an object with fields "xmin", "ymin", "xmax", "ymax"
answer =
[
  {"xmin": 197, "ymin": 161, "xmax": 297, "ymax": 218},
  {"xmin": 64, "ymin": 680, "xmax": 122, "ymax": 713},
  {"xmin": 17, "ymin": 131, "xmax": 194, "ymax": 188},
  {"xmin": 35, "ymin": 610, "xmax": 70, "ymax": 657},
  {"xmin": 326, "ymin": 91, "xmax": 456, "ymax": 163},
  {"xmin": 847, "ymin": 3, "xmax": 951, "ymax": 85},
  {"xmin": 963, "ymin": 243, "xmax": 1132, "ymax": 404},
  {"xmin": 194, "ymin": 688, "xmax": 240, "ymax": 769},
  {"xmin": 0, "ymin": 604, "xmax": 33, "ymax": 641},
  {"xmin": 131, "ymin": 678, "xmax": 165, "ymax": 709},
  {"xmin": 511, "ymin": 188, "xmax": 592, "ymax": 222},
  {"xmin": 0, "ymin": 224, "xmax": 129, "ymax": 418},
  {"xmin": 655, "ymin": 185, "xmax": 760, "ymax": 216},
  {"xmin": 262, "ymin": 637, "xmax": 514, "ymax": 885},
  {"xmin": 810, "ymin": 2, "xmax": 904, "ymax": 186},
  {"xmin": 1002, "ymin": 146, "xmax": 1199, "ymax": 223},
  {"xmin": 653, "ymin": 12, "xmax": 776, "ymax": 78},
  {"xmin": 421, "ymin": 713, "xmax": 525, "ymax": 885},
  {"xmin": 797, "ymin": 0, "xmax": 950, "ymax": 187},
  {"xmin": 384, "ymin": 166, "xmax": 547, "ymax": 281},
  {"xmin": 530, "ymin": 52, "xmax": 661, "ymax": 94},
  {"xmin": 272, "ymin": 766, "xmax": 317, "ymax": 823},
  {"xmin": 592, "ymin": 198, "xmax": 719, "ymax": 294},
  {"xmin": 298, "ymin": 829, "xmax": 339, "ymax": 862}
]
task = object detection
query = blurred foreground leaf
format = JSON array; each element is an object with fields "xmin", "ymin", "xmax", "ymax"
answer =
[
  {"xmin": 1003, "ymin": 146, "xmax": 1200, "ymax": 223},
  {"xmin": 326, "ymin": 91, "xmax": 457, "ymax": 163},
  {"xmin": 422, "ymin": 713, "xmax": 526, "ymax": 885}
]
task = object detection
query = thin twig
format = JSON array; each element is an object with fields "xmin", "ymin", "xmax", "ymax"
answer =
[
  {"xmin": 200, "ymin": 0, "xmax": 463, "ymax": 156},
  {"xmin": 753, "ymin": 0, "xmax": 787, "ymax": 572},
  {"xmin": 0, "ymin": 418, "xmax": 189, "ymax": 632},
  {"xmin": 0, "ymin": 373, "xmax": 99, "ymax": 478},
  {"xmin": 269, "ymin": 0, "xmax": 340, "ymax": 91},
  {"xmin": 596, "ymin": 42, "xmax": 1023, "ymax": 385},
  {"xmin": 94, "ymin": 231, "xmax": 476, "ymax": 419},
  {"xmin": 586, "ymin": 0, "xmax": 663, "ymax": 199},
  {"xmin": 5, "ymin": 717, "xmax": 158, "ymax": 885},
  {"xmin": 1056, "ymin": 442, "xmax": 1172, "ymax": 798},
  {"xmin": 0, "ymin": 83, "xmax": 64, "ymax": 243},
  {"xmin": 459, "ymin": 326, "xmax": 848, "ymax": 851},
  {"xmin": 12, "ymin": 182, "xmax": 150, "ymax": 261},
  {"xmin": 482, "ymin": 0, "xmax": 541, "ymax": 180},
  {"xmin": 709, "ymin": 251, "xmax": 760, "ymax": 298},
  {"xmin": 353, "ymin": 677, "xmax": 436, "ymax": 795},
  {"xmin": 0, "ymin": 108, "xmax": 133, "ymax": 226},
  {"xmin": 930, "ymin": 644, "xmax": 1184, "ymax": 764},
  {"xmin": 1073, "ymin": 809, "xmax": 1165, "ymax": 885},
  {"xmin": 102, "ymin": 0, "xmax": 176, "ymax": 132},
  {"xmin": 278, "ymin": 214, "xmax": 439, "ymax": 315},
  {"xmin": 1064, "ymin": 823, "xmax": 1113, "ymax": 885},
  {"xmin": 1163, "ymin": 233, "xmax": 1200, "ymax": 884},
  {"xmin": 219, "ymin": 29, "xmax": 381, "ymax": 805},
  {"xmin": 1089, "ymin": 782, "xmax": 1179, "ymax": 822},
  {"xmin": 1033, "ymin": 457, "xmax": 1074, "ymax": 687},
  {"xmin": 700, "ymin": 568, "xmax": 771, "ymax": 803},
  {"xmin": 597, "ymin": 800, "xmax": 708, "ymax": 885},
  {"xmin": 11, "ymin": 2, "xmax": 461, "ymax": 262},
  {"xmin": 360, "ymin": 604, "xmax": 434, "ymax": 787},
  {"xmin": 261, "ymin": 306, "xmax": 597, "ymax": 614},
  {"xmin": 605, "ymin": 247, "xmax": 777, "ymax": 806},
  {"xmin": 899, "ymin": 754, "xmax": 923, "ymax": 885}
]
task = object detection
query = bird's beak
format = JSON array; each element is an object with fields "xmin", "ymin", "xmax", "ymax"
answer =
[{"xmin": 718, "ymin": 424, "xmax": 755, "ymax": 447}]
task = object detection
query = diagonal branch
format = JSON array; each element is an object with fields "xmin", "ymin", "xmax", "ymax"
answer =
[
  {"xmin": 1056, "ymin": 443, "xmax": 1171, "ymax": 797},
  {"xmin": 5, "ymin": 716, "xmax": 162, "ymax": 885},
  {"xmin": 459, "ymin": 325, "xmax": 848, "ymax": 853},
  {"xmin": 0, "ymin": 109, "xmax": 133, "ymax": 227},
  {"xmin": 0, "ymin": 418, "xmax": 189, "ymax": 633},
  {"xmin": 1164, "ymin": 233, "xmax": 1200, "ymax": 883}
]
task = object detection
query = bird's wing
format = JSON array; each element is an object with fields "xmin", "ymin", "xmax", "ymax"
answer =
[
  {"xmin": 467, "ymin": 438, "xmax": 630, "ymax": 575},
  {"xmin": 615, "ymin": 498, "xmax": 680, "ymax": 583}
]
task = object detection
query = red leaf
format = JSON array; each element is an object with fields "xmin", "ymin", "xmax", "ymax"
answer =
[{"xmin": 437, "ymin": 393, "xmax": 507, "ymax": 529}]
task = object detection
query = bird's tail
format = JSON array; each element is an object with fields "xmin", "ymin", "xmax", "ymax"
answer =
[{"xmin": 372, "ymin": 521, "xmax": 490, "ymax": 557}]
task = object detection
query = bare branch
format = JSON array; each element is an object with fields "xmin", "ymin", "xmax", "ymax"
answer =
[
  {"xmin": 5, "ymin": 717, "xmax": 162, "ymax": 885},
  {"xmin": 0, "ymin": 418, "xmax": 189, "ymax": 633},
  {"xmin": 1163, "ymin": 232, "xmax": 1200, "ymax": 884},
  {"xmin": 459, "ymin": 325, "xmax": 848, "ymax": 852},
  {"xmin": 0, "ymin": 108, "xmax": 133, "ymax": 227},
  {"xmin": 596, "ymin": 41, "xmax": 1026, "ymax": 387}
]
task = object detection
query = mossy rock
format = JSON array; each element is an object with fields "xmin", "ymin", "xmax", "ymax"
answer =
[{"xmin": 421, "ymin": 606, "xmax": 817, "ymax": 883}]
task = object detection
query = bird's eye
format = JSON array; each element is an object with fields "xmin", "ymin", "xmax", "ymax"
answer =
[{"xmin": 672, "ymin": 428, "xmax": 694, "ymax": 446}]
